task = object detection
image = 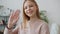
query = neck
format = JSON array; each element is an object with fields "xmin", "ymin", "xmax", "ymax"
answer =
[{"xmin": 29, "ymin": 14, "xmax": 39, "ymax": 22}]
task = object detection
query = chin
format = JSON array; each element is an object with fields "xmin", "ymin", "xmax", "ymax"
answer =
[
  {"xmin": 27, "ymin": 14, "xmax": 33, "ymax": 17},
  {"xmin": 27, "ymin": 15, "xmax": 32, "ymax": 17}
]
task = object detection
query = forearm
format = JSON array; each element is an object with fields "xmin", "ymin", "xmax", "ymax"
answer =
[{"xmin": 4, "ymin": 27, "xmax": 13, "ymax": 34}]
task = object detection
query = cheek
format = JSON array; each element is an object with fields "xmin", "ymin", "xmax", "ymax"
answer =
[
  {"xmin": 33, "ymin": 10, "xmax": 36, "ymax": 15},
  {"xmin": 32, "ymin": 8, "xmax": 37, "ymax": 15},
  {"xmin": 24, "ymin": 10, "xmax": 27, "ymax": 15},
  {"xmin": 32, "ymin": 6, "xmax": 37, "ymax": 11},
  {"xmin": 33, "ymin": 7, "xmax": 37, "ymax": 13}
]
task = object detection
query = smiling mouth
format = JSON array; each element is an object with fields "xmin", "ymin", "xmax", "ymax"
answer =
[{"xmin": 27, "ymin": 10, "xmax": 33, "ymax": 14}]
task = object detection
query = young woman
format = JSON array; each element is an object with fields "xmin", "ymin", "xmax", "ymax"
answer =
[{"xmin": 4, "ymin": 0, "xmax": 50, "ymax": 34}]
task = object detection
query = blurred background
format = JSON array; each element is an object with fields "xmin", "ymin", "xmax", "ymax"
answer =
[{"xmin": 0, "ymin": 0, "xmax": 60, "ymax": 34}]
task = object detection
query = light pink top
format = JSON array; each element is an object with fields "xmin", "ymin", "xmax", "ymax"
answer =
[{"xmin": 4, "ymin": 21, "xmax": 50, "ymax": 34}]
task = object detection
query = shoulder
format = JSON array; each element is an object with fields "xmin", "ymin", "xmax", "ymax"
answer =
[
  {"xmin": 38, "ymin": 20, "xmax": 48, "ymax": 28},
  {"xmin": 39, "ymin": 20, "xmax": 49, "ymax": 31},
  {"xmin": 38, "ymin": 20, "xmax": 50, "ymax": 34}
]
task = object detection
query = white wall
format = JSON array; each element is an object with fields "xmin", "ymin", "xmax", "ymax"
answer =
[
  {"xmin": 36, "ymin": 0, "xmax": 60, "ymax": 34},
  {"xmin": 0, "ymin": 0, "xmax": 23, "ymax": 23},
  {"xmin": 36, "ymin": 0, "xmax": 60, "ymax": 26}
]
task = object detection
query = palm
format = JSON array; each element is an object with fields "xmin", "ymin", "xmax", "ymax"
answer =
[{"xmin": 8, "ymin": 10, "xmax": 20, "ymax": 28}]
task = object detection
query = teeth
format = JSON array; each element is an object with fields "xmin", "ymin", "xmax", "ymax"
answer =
[
  {"xmin": 28, "ymin": 11, "xmax": 32, "ymax": 13},
  {"xmin": 28, "ymin": 11, "xmax": 30, "ymax": 13}
]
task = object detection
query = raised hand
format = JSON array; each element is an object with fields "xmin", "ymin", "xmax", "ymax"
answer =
[{"xmin": 7, "ymin": 9, "xmax": 20, "ymax": 28}]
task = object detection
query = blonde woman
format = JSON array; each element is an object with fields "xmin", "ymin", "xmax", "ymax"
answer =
[{"xmin": 4, "ymin": 0, "xmax": 50, "ymax": 34}]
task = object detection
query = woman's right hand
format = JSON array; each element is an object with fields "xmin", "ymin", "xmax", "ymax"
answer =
[{"xmin": 7, "ymin": 10, "xmax": 20, "ymax": 28}]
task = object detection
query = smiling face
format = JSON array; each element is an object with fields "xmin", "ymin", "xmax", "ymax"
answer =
[
  {"xmin": 24, "ymin": 1, "xmax": 37, "ymax": 17},
  {"xmin": 23, "ymin": 0, "xmax": 40, "ymax": 29}
]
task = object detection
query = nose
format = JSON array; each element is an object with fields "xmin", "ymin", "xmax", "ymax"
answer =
[{"xmin": 27, "ymin": 6, "xmax": 30, "ymax": 11}]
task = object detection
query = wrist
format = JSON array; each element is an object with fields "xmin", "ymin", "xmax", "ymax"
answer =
[{"xmin": 6, "ymin": 25, "xmax": 13, "ymax": 30}]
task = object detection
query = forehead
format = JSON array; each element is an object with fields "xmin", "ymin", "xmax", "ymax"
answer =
[{"xmin": 24, "ymin": 1, "xmax": 35, "ymax": 7}]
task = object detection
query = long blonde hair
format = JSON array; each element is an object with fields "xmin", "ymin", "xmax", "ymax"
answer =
[{"xmin": 22, "ymin": 0, "xmax": 40, "ymax": 29}]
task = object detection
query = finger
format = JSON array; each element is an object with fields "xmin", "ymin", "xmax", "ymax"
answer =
[
  {"xmin": 15, "ymin": 16, "xmax": 19, "ymax": 22},
  {"xmin": 13, "ymin": 16, "xmax": 19, "ymax": 24},
  {"xmin": 9, "ymin": 10, "xmax": 15, "ymax": 19},
  {"xmin": 14, "ymin": 10, "xmax": 20, "ymax": 18},
  {"xmin": 14, "ymin": 9, "xmax": 20, "ymax": 16},
  {"xmin": 8, "ymin": 11, "xmax": 15, "ymax": 23}
]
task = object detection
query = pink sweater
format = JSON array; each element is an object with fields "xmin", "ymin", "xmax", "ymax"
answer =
[{"xmin": 4, "ymin": 21, "xmax": 50, "ymax": 34}]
